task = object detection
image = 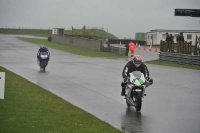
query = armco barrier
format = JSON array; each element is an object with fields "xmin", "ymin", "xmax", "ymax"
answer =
[
  {"xmin": 109, "ymin": 45, "xmax": 126, "ymax": 55},
  {"xmin": 159, "ymin": 52, "xmax": 200, "ymax": 66}
]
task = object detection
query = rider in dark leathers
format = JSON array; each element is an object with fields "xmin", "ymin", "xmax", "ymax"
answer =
[
  {"xmin": 121, "ymin": 55, "xmax": 152, "ymax": 96},
  {"xmin": 37, "ymin": 45, "xmax": 50, "ymax": 66}
]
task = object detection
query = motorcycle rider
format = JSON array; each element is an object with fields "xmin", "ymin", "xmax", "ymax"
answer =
[
  {"xmin": 121, "ymin": 55, "xmax": 153, "ymax": 96},
  {"xmin": 37, "ymin": 45, "xmax": 50, "ymax": 66}
]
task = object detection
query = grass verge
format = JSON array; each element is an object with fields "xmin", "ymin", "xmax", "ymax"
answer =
[
  {"xmin": 0, "ymin": 66, "xmax": 122, "ymax": 133},
  {"xmin": 145, "ymin": 59, "xmax": 200, "ymax": 70},
  {"xmin": 17, "ymin": 37, "xmax": 126, "ymax": 58}
]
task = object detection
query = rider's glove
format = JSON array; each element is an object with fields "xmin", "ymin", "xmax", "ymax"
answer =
[
  {"xmin": 123, "ymin": 77, "xmax": 128, "ymax": 83},
  {"xmin": 148, "ymin": 77, "xmax": 153, "ymax": 85}
]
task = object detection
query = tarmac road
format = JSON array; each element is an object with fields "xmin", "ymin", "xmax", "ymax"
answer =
[{"xmin": 0, "ymin": 34, "xmax": 200, "ymax": 133}]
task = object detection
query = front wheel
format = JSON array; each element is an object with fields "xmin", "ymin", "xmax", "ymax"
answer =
[
  {"xmin": 135, "ymin": 92, "xmax": 142, "ymax": 112},
  {"xmin": 126, "ymin": 99, "xmax": 130, "ymax": 107},
  {"xmin": 43, "ymin": 66, "xmax": 45, "ymax": 71},
  {"xmin": 41, "ymin": 61, "xmax": 46, "ymax": 71}
]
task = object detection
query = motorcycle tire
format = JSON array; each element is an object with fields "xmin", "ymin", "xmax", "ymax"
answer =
[
  {"xmin": 135, "ymin": 92, "xmax": 142, "ymax": 112},
  {"xmin": 126, "ymin": 99, "xmax": 130, "ymax": 107}
]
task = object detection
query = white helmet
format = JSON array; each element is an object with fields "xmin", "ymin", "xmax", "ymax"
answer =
[{"xmin": 40, "ymin": 45, "xmax": 44, "ymax": 49}]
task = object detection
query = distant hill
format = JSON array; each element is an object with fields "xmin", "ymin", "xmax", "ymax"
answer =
[
  {"xmin": 0, "ymin": 28, "xmax": 118, "ymax": 39},
  {"xmin": 66, "ymin": 28, "xmax": 118, "ymax": 39}
]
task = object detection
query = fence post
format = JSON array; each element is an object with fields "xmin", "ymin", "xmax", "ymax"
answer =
[
  {"xmin": 180, "ymin": 41, "xmax": 184, "ymax": 54},
  {"xmin": 194, "ymin": 39, "xmax": 197, "ymax": 55},
  {"xmin": 186, "ymin": 41, "xmax": 188, "ymax": 54},
  {"xmin": 165, "ymin": 41, "xmax": 167, "ymax": 52},
  {"xmin": 177, "ymin": 41, "xmax": 179, "ymax": 53},
  {"xmin": 0, "ymin": 72, "xmax": 5, "ymax": 99},
  {"xmin": 183, "ymin": 41, "xmax": 187, "ymax": 54},
  {"xmin": 190, "ymin": 41, "xmax": 192, "ymax": 54}
]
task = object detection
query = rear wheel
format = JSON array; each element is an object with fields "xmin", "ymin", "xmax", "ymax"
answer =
[{"xmin": 135, "ymin": 92, "xmax": 142, "ymax": 112}]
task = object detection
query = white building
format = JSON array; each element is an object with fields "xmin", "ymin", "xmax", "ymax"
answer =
[
  {"xmin": 52, "ymin": 28, "xmax": 65, "ymax": 35},
  {"xmin": 146, "ymin": 29, "xmax": 200, "ymax": 45}
]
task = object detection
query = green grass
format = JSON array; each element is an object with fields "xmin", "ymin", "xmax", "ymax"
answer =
[
  {"xmin": 66, "ymin": 29, "xmax": 117, "ymax": 39},
  {"xmin": 86, "ymin": 29, "xmax": 117, "ymax": 39},
  {"xmin": 145, "ymin": 60, "xmax": 200, "ymax": 70},
  {"xmin": 0, "ymin": 66, "xmax": 122, "ymax": 133},
  {"xmin": 17, "ymin": 37, "xmax": 127, "ymax": 58}
]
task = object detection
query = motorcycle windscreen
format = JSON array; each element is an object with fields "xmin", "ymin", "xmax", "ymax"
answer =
[
  {"xmin": 130, "ymin": 71, "xmax": 142, "ymax": 80},
  {"xmin": 129, "ymin": 71, "xmax": 145, "ymax": 86}
]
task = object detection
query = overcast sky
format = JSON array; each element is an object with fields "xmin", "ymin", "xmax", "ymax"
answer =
[{"xmin": 0, "ymin": 0, "xmax": 199, "ymax": 38}]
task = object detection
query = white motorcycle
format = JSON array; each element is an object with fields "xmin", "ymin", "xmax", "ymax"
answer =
[{"xmin": 125, "ymin": 71, "xmax": 153, "ymax": 112}]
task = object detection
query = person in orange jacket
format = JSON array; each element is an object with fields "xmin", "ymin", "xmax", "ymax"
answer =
[{"xmin": 128, "ymin": 41, "xmax": 135, "ymax": 57}]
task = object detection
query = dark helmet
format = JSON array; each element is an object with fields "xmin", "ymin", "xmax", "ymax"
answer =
[{"xmin": 133, "ymin": 55, "xmax": 142, "ymax": 67}]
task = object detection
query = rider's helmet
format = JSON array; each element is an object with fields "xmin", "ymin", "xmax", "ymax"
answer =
[
  {"xmin": 40, "ymin": 45, "xmax": 45, "ymax": 49},
  {"xmin": 133, "ymin": 55, "xmax": 142, "ymax": 67}
]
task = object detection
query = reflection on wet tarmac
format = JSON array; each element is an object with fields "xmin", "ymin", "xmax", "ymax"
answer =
[{"xmin": 121, "ymin": 108, "xmax": 142, "ymax": 133}]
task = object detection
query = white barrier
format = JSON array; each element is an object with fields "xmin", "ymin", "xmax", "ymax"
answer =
[{"xmin": 0, "ymin": 72, "xmax": 5, "ymax": 99}]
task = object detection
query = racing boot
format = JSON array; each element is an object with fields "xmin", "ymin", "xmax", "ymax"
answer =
[
  {"xmin": 121, "ymin": 87, "xmax": 125, "ymax": 96},
  {"xmin": 37, "ymin": 59, "xmax": 40, "ymax": 66}
]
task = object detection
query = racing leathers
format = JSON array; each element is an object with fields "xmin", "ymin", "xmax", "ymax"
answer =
[{"xmin": 121, "ymin": 61, "xmax": 150, "ymax": 96}]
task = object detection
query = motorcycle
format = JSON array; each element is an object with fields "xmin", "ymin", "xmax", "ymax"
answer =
[
  {"xmin": 124, "ymin": 71, "xmax": 153, "ymax": 112},
  {"xmin": 38, "ymin": 52, "xmax": 49, "ymax": 71}
]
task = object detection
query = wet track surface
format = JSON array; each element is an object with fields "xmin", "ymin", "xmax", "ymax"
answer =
[{"xmin": 1, "ymin": 34, "xmax": 200, "ymax": 133}]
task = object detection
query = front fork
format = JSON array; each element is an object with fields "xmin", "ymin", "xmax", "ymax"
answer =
[{"xmin": 126, "ymin": 86, "xmax": 145, "ymax": 101}]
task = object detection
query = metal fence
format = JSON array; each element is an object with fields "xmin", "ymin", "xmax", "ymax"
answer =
[
  {"xmin": 159, "ymin": 52, "xmax": 200, "ymax": 66},
  {"xmin": 103, "ymin": 44, "xmax": 200, "ymax": 66}
]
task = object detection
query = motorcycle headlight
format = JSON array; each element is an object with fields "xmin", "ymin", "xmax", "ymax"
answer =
[{"xmin": 40, "ymin": 55, "xmax": 48, "ymax": 59}]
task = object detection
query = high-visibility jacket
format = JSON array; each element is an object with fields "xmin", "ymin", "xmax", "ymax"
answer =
[{"xmin": 128, "ymin": 42, "xmax": 135, "ymax": 51}]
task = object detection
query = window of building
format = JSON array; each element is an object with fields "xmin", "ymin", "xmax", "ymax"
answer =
[
  {"xmin": 187, "ymin": 34, "xmax": 192, "ymax": 40},
  {"xmin": 174, "ymin": 34, "xmax": 179, "ymax": 42}
]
